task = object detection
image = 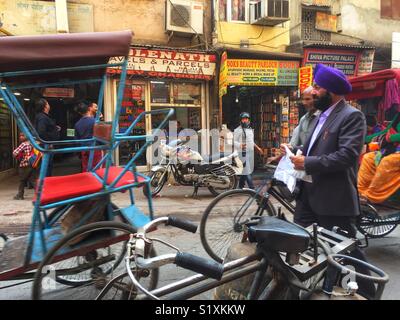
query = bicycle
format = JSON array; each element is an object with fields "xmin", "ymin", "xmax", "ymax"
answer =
[
  {"xmin": 200, "ymin": 165, "xmax": 400, "ymax": 263},
  {"xmin": 95, "ymin": 215, "xmax": 388, "ymax": 300}
]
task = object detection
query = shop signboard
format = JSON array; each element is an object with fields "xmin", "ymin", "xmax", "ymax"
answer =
[
  {"xmin": 358, "ymin": 49, "xmax": 375, "ymax": 75},
  {"xmin": 225, "ymin": 59, "xmax": 299, "ymax": 86},
  {"xmin": 108, "ymin": 48, "xmax": 216, "ymax": 81},
  {"xmin": 303, "ymin": 48, "xmax": 360, "ymax": 76},
  {"xmin": 315, "ymin": 12, "xmax": 337, "ymax": 33},
  {"xmin": 219, "ymin": 51, "xmax": 228, "ymax": 97},
  {"xmin": 298, "ymin": 66, "xmax": 313, "ymax": 93},
  {"xmin": 43, "ymin": 87, "xmax": 74, "ymax": 98}
]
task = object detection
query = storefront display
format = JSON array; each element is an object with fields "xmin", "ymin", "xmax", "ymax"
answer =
[
  {"xmin": 220, "ymin": 55, "xmax": 301, "ymax": 166},
  {"xmin": 0, "ymin": 102, "xmax": 13, "ymax": 172},
  {"xmin": 119, "ymin": 81, "xmax": 146, "ymax": 166}
]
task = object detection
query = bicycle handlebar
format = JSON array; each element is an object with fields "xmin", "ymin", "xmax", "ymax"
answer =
[
  {"xmin": 142, "ymin": 216, "xmax": 198, "ymax": 234},
  {"xmin": 166, "ymin": 216, "xmax": 198, "ymax": 233},
  {"xmin": 175, "ymin": 252, "xmax": 224, "ymax": 280}
]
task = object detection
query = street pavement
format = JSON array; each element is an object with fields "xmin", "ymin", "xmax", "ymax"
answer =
[{"xmin": 0, "ymin": 175, "xmax": 399, "ymax": 300}]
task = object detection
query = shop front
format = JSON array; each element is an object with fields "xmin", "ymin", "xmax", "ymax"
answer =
[
  {"xmin": 107, "ymin": 47, "xmax": 216, "ymax": 169},
  {"xmin": 0, "ymin": 100, "xmax": 15, "ymax": 179},
  {"xmin": 219, "ymin": 51, "xmax": 302, "ymax": 168}
]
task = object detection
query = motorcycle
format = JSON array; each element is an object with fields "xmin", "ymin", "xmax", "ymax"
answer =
[{"xmin": 144, "ymin": 139, "xmax": 243, "ymax": 197}]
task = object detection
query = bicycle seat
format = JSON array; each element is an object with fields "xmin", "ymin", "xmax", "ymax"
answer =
[{"xmin": 247, "ymin": 216, "xmax": 310, "ymax": 254}]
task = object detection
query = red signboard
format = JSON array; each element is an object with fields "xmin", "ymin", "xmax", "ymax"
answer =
[{"xmin": 108, "ymin": 48, "xmax": 217, "ymax": 80}]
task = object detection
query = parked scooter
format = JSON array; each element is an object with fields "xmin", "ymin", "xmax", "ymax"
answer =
[{"xmin": 144, "ymin": 139, "xmax": 243, "ymax": 197}]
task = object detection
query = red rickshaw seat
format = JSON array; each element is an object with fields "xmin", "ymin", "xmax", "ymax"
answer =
[
  {"xmin": 37, "ymin": 172, "xmax": 103, "ymax": 205},
  {"xmin": 96, "ymin": 166, "xmax": 146, "ymax": 188}
]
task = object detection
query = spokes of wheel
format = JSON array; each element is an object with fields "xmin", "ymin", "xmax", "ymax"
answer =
[
  {"xmin": 357, "ymin": 207, "xmax": 399, "ymax": 238},
  {"xmin": 32, "ymin": 221, "xmax": 158, "ymax": 300},
  {"xmin": 200, "ymin": 189, "xmax": 275, "ymax": 263}
]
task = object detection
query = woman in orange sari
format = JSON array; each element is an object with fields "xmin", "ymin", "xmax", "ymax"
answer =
[{"xmin": 358, "ymin": 112, "xmax": 400, "ymax": 203}]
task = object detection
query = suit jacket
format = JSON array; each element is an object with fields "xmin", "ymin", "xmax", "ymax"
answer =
[{"xmin": 300, "ymin": 100, "xmax": 366, "ymax": 217}]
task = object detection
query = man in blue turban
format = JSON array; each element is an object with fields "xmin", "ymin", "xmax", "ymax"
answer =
[{"xmin": 281, "ymin": 64, "xmax": 374, "ymax": 298}]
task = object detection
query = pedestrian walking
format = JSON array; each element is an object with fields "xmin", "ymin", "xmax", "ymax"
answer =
[
  {"xmin": 234, "ymin": 112, "xmax": 263, "ymax": 189},
  {"xmin": 12, "ymin": 132, "xmax": 35, "ymax": 200}
]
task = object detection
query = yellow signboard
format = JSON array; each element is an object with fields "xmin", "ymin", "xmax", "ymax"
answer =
[
  {"xmin": 226, "ymin": 59, "xmax": 299, "ymax": 86},
  {"xmin": 219, "ymin": 52, "xmax": 228, "ymax": 97}
]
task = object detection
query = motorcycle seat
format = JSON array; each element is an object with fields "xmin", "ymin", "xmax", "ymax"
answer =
[
  {"xmin": 207, "ymin": 152, "xmax": 234, "ymax": 164},
  {"xmin": 248, "ymin": 216, "xmax": 310, "ymax": 254}
]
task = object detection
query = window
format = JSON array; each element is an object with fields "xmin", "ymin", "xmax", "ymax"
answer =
[
  {"xmin": 151, "ymin": 81, "xmax": 202, "ymax": 106},
  {"xmin": 218, "ymin": 0, "xmax": 249, "ymax": 23},
  {"xmin": 150, "ymin": 81, "xmax": 171, "ymax": 104},
  {"xmin": 301, "ymin": 9, "xmax": 331, "ymax": 41},
  {"xmin": 219, "ymin": 0, "xmax": 227, "ymax": 21},
  {"xmin": 381, "ymin": 0, "xmax": 400, "ymax": 20},
  {"xmin": 231, "ymin": 0, "xmax": 246, "ymax": 21},
  {"xmin": 172, "ymin": 83, "xmax": 201, "ymax": 105}
]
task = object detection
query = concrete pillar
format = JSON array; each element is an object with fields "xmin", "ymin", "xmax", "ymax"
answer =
[{"xmin": 55, "ymin": 0, "xmax": 69, "ymax": 33}]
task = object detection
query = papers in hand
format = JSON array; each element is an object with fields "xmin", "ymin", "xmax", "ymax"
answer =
[{"xmin": 273, "ymin": 146, "xmax": 312, "ymax": 192}]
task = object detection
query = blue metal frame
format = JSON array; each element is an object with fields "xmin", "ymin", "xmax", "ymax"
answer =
[{"xmin": 0, "ymin": 57, "xmax": 174, "ymax": 267}]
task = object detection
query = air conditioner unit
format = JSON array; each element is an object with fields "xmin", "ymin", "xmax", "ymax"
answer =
[
  {"xmin": 165, "ymin": 0, "xmax": 204, "ymax": 36},
  {"xmin": 250, "ymin": 0, "xmax": 290, "ymax": 26}
]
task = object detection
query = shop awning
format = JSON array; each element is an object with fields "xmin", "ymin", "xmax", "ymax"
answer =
[
  {"xmin": 0, "ymin": 30, "xmax": 133, "ymax": 84},
  {"xmin": 346, "ymin": 69, "xmax": 400, "ymax": 100}
]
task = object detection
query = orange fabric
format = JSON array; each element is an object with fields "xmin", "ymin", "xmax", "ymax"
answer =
[{"xmin": 358, "ymin": 152, "xmax": 400, "ymax": 203}]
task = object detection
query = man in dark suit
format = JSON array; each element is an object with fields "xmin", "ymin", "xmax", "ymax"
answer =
[{"xmin": 282, "ymin": 63, "xmax": 374, "ymax": 298}]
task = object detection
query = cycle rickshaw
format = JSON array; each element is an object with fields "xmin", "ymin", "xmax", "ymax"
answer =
[{"xmin": 0, "ymin": 30, "xmax": 173, "ymax": 298}]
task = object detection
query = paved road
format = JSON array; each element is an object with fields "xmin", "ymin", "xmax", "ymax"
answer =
[{"xmin": 0, "ymin": 183, "xmax": 398, "ymax": 300}]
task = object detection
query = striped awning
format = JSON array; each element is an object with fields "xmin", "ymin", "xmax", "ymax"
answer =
[{"xmin": 301, "ymin": 0, "xmax": 332, "ymax": 7}]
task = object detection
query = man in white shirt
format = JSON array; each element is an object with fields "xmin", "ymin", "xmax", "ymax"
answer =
[{"xmin": 234, "ymin": 112, "xmax": 263, "ymax": 189}]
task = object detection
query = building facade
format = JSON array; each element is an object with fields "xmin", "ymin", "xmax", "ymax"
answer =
[
  {"xmin": 288, "ymin": 0, "xmax": 400, "ymax": 72},
  {"xmin": 212, "ymin": 0, "xmax": 303, "ymax": 164},
  {"xmin": 0, "ymin": 0, "xmax": 217, "ymax": 173}
]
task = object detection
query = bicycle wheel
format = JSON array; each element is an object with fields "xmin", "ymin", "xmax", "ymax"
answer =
[
  {"xmin": 357, "ymin": 204, "xmax": 399, "ymax": 238},
  {"xmin": 54, "ymin": 203, "xmax": 127, "ymax": 287},
  {"xmin": 96, "ymin": 247, "xmax": 159, "ymax": 300},
  {"xmin": 32, "ymin": 221, "xmax": 158, "ymax": 300},
  {"xmin": 200, "ymin": 189, "xmax": 276, "ymax": 263}
]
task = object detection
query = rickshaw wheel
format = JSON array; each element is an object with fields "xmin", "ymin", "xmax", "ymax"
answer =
[
  {"xmin": 52, "ymin": 203, "xmax": 128, "ymax": 287},
  {"xmin": 32, "ymin": 221, "xmax": 159, "ymax": 300},
  {"xmin": 357, "ymin": 204, "xmax": 399, "ymax": 238}
]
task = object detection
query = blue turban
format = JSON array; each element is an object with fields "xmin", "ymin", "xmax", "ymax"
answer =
[{"xmin": 313, "ymin": 63, "xmax": 352, "ymax": 95}]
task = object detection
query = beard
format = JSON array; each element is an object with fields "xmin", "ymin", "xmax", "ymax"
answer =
[{"xmin": 314, "ymin": 92, "xmax": 333, "ymax": 112}]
